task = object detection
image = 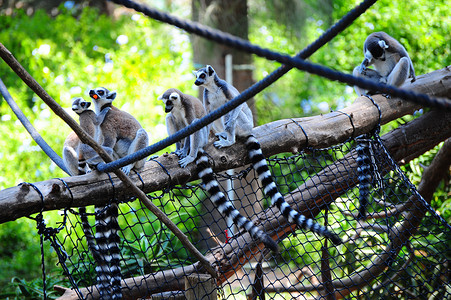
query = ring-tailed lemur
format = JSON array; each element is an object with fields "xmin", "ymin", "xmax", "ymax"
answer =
[
  {"xmin": 194, "ymin": 65, "xmax": 342, "ymax": 245},
  {"xmin": 86, "ymin": 87, "xmax": 149, "ymax": 300},
  {"xmin": 353, "ymin": 31, "xmax": 415, "ymax": 96},
  {"xmin": 352, "ymin": 32, "xmax": 412, "ymax": 219},
  {"xmin": 87, "ymin": 87, "xmax": 149, "ymax": 175},
  {"xmin": 159, "ymin": 88, "xmax": 278, "ymax": 252},
  {"xmin": 63, "ymin": 97, "xmax": 102, "ymax": 175}
]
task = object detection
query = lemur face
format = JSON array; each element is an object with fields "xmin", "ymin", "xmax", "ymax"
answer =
[
  {"xmin": 158, "ymin": 89, "xmax": 181, "ymax": 113},
  {"xmin": 194, "ymin": 65, "xmax": 215, "ymax": 86},
  {"xmin": 89, "ymin": 87, "xmax": 116, "ymax": 103},
  {"xmin": 71, "ymin": 97, "xmax": 91, "ymax": 114},
  {"xmin": 363, "ymin": 39, "xmax": 388, "ymax": 66}
]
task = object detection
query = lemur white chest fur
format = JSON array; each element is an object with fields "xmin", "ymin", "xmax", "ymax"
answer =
[
  {"xmin": 63, "ymin": 97, "xmax": 101, "ymax": 175},
  {"xmin": 370, "ymin": 52, "xmax": 401, "ymax": 77},
  {"xmin": 193, "ymin": 65, "xmax": 342, "ymax": 246}
]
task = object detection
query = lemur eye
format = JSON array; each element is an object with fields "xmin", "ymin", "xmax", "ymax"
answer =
[
  {"xmin": 200, "ymin": 73, "xmax": 206, "ymax": 79},
  {"xmin": 98, "ymin": 90, "xmax": 104, "ymax": 96}
]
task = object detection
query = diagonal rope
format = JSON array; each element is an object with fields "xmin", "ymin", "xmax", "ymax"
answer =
[
  {"xmin": 97, "ymin": 0, "xmax": 378, "ymax": 173},
  {"xmin": 0, "ymin": 78, "xmax": 71, "ymax": 175}
]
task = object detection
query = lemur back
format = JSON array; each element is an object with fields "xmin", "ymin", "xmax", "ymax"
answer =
[
  {"xmin": 159, "ymin": 88, "xmax": 278, "ymax": 252},
  {"xmin": 194, "ymin": 65, "xmax": 342, "ymax": 245}
]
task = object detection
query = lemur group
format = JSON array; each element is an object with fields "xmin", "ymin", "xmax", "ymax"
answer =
[{"xmin": 63, "ymin": 31, "xmax": 415, "ymax": 253}]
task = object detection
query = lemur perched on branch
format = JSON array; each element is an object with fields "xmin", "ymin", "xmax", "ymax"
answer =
[
  {"xmin": 87, "ymin": 87, "xmax": 149, "ymax": 175},
  {"xmin": 353, "ymin": 31, "xmax": 415, "ymax": 96},
  {"xmin": 352, "ymin": 32, "xmax": 415, "ymax": 220},
  {"xmin": 76, "ymin": 87, "xmax": 149, "ymax": 300},
  {"xmin": 63, "ymin": 97, "xmax": 107, "ymax": 175},
  {"xmin": 193, "ymin": 65, "xmax": 342, "ymax": 245},
  {"xmin": 159, "ymin": 88, "xmax": 278, "ymax": 252}
]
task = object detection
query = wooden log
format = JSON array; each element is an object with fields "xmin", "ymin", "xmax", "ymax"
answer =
[
  {"xmin": 0, "ymin": 67, "xmax": 450, "ymax": 224},
  {"xmin": 185, "ymin": 274, "xmax": 217, "ymax": 300}
]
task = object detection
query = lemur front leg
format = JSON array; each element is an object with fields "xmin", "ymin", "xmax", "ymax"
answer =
[
  {"xmin": 387, "ymin": 56, "xmax": 411, "ymax": 88},
  {"xmin": 214, "ymin": 104, "xmax": 245, "ymax": 148},
  {"xmin": 179, "ymin": 124, "xmax": 208, "ymax": 168},
  {"xmin": 121, "ymin": 128, "xmax": 149, "ymax": 175},
  {"xmin": 352, "ymin": 64, "xmax": 385, "ymax": 96}
]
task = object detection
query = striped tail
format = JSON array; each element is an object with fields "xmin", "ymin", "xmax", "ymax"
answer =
[
  {"xmin": 108, "ymin": 203, "xmax": 122, "ymax": 300},
  {"xmin": 79, "ymin": 207, "xmax": 101, "ymax": 262},
  {"xmin": 196, "ymin": 149, "xmax": 279, "ymax": 252},
  {"xmin": 355, "ymin": 138, "xmax": 372, "ymax": 221},
  {"xmin": 95, "ymin": 204, "xmax": 123, "ymax": 299},
  {"xmin": 245, "ymin": 135, "xmax": 342, "ymax": 245}
]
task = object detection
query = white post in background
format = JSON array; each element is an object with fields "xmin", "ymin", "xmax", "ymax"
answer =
[{"xmin": 224, "ymin": 54, "xmax": 236, "ymax": 236}]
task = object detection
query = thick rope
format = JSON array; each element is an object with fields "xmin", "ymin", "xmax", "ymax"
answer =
[
  {"xmin": 0, "ymin": 78, "xmax": 71, "ymax": 175},
  {"xmin": 98, "ymin": 0, "xmax": 379, "ymax": 173}
]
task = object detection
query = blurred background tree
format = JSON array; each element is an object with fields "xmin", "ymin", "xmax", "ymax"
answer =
[{"xmin": 0, "ymin": 0, "xmax": 449, "ymax": 297}]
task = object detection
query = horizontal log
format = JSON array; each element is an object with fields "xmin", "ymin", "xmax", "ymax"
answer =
[{"xmin": 0, "ymin": 67, "xmax": 450, "ymax": 224}]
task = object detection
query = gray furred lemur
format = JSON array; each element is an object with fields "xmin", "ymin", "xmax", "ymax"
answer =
[
  {"xmin": 87, "ymin": 87, "xmax": 149, "ymax": 175},
  {"xmin": 159, "ymin": 88, "xmax": 278, "ymax": 252},
  {"xmin": 352, "ymin": 32, "xmax": 414, "ymax": 220},
  {"xmin": 194, "ymin": 65, "xmax": 342, "ymax": 245},
  {"xmin": 63, "ymin": 97, "xmax": 106, "ymax": 176},
  {"xmin": 84, "ymin": 87, "xmax": 149, "ymax": 300},
  {"xmin": 353, "ymin": 31, "xmax": 415, "ymax": 96},
  {"xmin": 62, "ymin": 96, "xmax": 118, "ymax": 299}
]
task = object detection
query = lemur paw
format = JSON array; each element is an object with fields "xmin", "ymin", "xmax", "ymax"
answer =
[
  {"xmin": 121, "ymin": 165, "xmax": 132, "ymax": 175},
  {"xmin": 179, "ymin": 156, "xmax": 195, "ymax": 168},
  {"xmin": 174, "ymin": 149, "xmax": 184, "ymax": 158},
  {"xmin": 214, "ymin": 140, "xmax": 233, "ymax": 149}
]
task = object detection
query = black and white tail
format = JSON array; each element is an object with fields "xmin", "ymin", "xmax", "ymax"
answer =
[
  {"xmin": 196, "ymin": 149, "xmax": 279, "ymax": 252},
  {"xmin": 94, "ymin": 203, "xmax": 123, "ymax": 300},
  {"xmin": 245, "ymin": 135, "xmax": 342, "ymax": 245},
  {"xmin": 355, "ymin": 137, "xmax": 372, "ymax": 221}
]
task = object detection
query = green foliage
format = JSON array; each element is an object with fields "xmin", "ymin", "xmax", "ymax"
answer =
[
  {"xmin": 0, "ymin": 218, "xmax": 61, "ymax": 297},
  {"xmin": 0, "ymin": 275, "xmax": 65, "ymax": 300}
]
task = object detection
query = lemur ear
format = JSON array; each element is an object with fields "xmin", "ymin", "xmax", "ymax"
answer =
[
  {"xmin": 206, "ymin": 65, "xmax": 215, "ymax": 76},
  {"xmin": 378, "ymin": 40, "xmax": 388, "ymax": 49},
  {"xmin": 192, "ymin": 70, "xmax": 198, "ymax": 77},
  {"xmin": 107, "ymin": 91, "xmax": 117, "ymax": 100}
]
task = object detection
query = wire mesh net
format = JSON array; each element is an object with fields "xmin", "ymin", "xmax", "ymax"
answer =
[{"xmin": 42, "ymin": 134, "xmax": 450, "ymax": 299}]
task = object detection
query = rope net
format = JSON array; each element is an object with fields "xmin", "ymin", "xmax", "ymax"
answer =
[{"xmin": 42, "ymin": 132, "xmax": 450, "ymax": 299}]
